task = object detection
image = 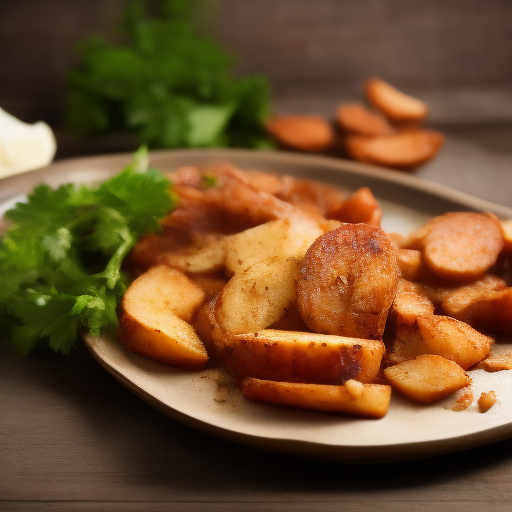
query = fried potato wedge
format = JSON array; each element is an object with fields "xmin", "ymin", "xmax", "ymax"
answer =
[
  {"xmin": 420, "ymin": 212, "xmax": 504, "ymax": 282},
  {"xmin": 224, "ymin": 218, "xmax": 322, "ymax": 276},
  {"xmin": 384, "ymin": 355, "xmax": 471, "ymax": 403},
  {"xmin": 122, "ymin": 265, "xmax": 205, "ymax": 322},
  {"xmin": 119, "ymin": 266, "xmax": 208, "ymax": 369},
  {"xmin": 242, "ymin": 378, "xmax": 391, "ymax": 418},
  {"xmin": 387, "ymin": 314, "xmax": 493, "ymax": 369},
  {"xmin": 266, "ymin": 115, "xmax": 335, "ymax": 152},
  {"xmin": 336, "ymin": 102, "xmax": 395, "ymax": 137},
  {"xmin": 327, "ymin": 187, "xmax": 382, "ymax": 226},
  {"xmin": 224, "ymin": 329, "xmax": 385, "ymax": 385},
  {"xmin": 297, "ymin": 224, "xmax": 399, "ymax": 339},
  {"xmin": 365, "ymin": 77, "xmax": 428, "ymax": 124},
  {"xmin": 217, "ymin": 256, "xmax": 300, "ymax": 334},
  {"xmin": 345, "ymin": 130, "xmax": 445, "ymax": 171}
]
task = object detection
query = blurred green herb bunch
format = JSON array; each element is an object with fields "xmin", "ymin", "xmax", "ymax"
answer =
[{"xmin": 65, "ymin": 0, "xmax": 273, "ymax": 149}]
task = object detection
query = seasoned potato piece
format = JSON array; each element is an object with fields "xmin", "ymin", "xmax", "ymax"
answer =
[
  {"xmin": 417, "ymin": 212, "xmax": 503, "ymax": 282},
  {"xmin": 442, "ymin": 287, "xmax": 512, "ymax": 334},
  {"xmin": 187, "ymin": 272, "xmax": 229, "ymax": 298},
  {"xmin": 161, "ymin": 234, "xmax": 227, "ymax": 274},
  {"xmin": 274, "ymin": 175, "xmax": 346, "ymax": 218},
  {"xmin": 412, "ymin": 274, "xmax": 507, "ymax": 308},
  {"xmin": 266, "ymin": 115, "xmax": 335, "ymax": 152},
  {"xmin": 268, "ymin": 301, "xmax": 309, "ymax": 332},
  {"xmin": 224, "ymin": 329, "xmax": 385, "ymax": 385},
  {"xmin": 478, "ymin": 391, "xmax": 497, "ymax": 413},
  {"xmin": 476, "ymin": 351, "xmax": 512, "ymax": 372},
  {"xmin": 452, "ymin": 388, "xmax": 474, "ymax": 411},
  {"xmin": 387, "ymin": 314, "xmax": 493, "ymax": 369},
  {"xmin": 365, "ymin": 77, "xmax": 428, "ymax": 124},
  {"xmin": 501, "ymin": 219, "xmax": 512, "ymax": 252},
  {"xmin": 193, "ymin": 294, "xmax": 233, "ymax": 361},
  {"xmin": 224, "ymin": 218, "xmax": 322, "ymax": 276},
  {"xmin": 244, "ymin": 170, "xmax": 284, "ymax": 196},
  {"xmin": 128, "ymin": 228, "xmax": 190, "ymax": 273},
  {"xmin": 297, "ymin": 224, "xmax": 399, "ymax": 339},
  {"xmin": 119, "ymin": 266, "xmax": 208, "ymax": 369},
  {"xmin": 217, "ymin": 256, "xmax": 300, "ymax": 334},
  {"xmin": 384, "ymin": 355, "xmax": 471, "ymax": 403},
  {"xmin": 242, "ymin": 378, "xmax": 391, "ymax": 418},
  {"xmin": 336, "ymin": 103, "xmax": 394, "ymax": 137},
  {"xmin": 122, "ymin": 265, "xmax": 205, "ymax": 322},
  {"xmin": 345, "ymin": 131, "xmax": 444, "ymax": 171},
  {"xmin": 396, "ymin": 249, "xmax": 423, "ymax": 282},
  {"xmin": 390, "ymin": 281, "xmax": 435, "ymax": 325},
  {"xmin": 327, "ymin": 187, "xmax": 382, "ymax": 226},
  {"xmin": 163, "ymin": 163, "xmax": 322, "ymax": 235}
]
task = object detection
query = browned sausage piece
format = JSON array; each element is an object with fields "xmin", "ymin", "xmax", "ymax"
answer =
[{"xmin": 297, "ymin": 224, "xmax": 400, "ymax": 339}]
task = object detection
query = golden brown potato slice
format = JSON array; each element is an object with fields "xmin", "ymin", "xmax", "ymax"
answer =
[
  {"xmin": 420, "ymin": 212, "xmax": 504, "ymax": 282},
  {"xmin": 266, "ymin": 115, "xmax": 335, "ymax": 152},
  {"xmin": 478, "ymin": 391, "xmax": 497, "ymax": 413},
  {"xmin": 242, "ymin": 378, "xmax": 391, "ymax": 418},
  {"xmin": 224, "ymin": 329, "xmax": 385, "ymax": 385},
  {"xmin": 224, "ymin": 218, "xmax": 322, "ymax": 276},
  {"xmin": 119, "ymin": 266, "xmax": 208, "ymax": 369},
  {"xmin": 327, "ymin": 187, "xmax": 382, "ymax": 226},
  {"xmin": 122, "ymin": 265, "xmax": 205, "ymax": 322},
  {"xmin": 297, "ymin": 224, "xmax": 399, "ymax": 339},
  {"xmin": 216, "ymin": 256, "xmax": 300, "ymax": 334},
  {"xmin": 365, "ymin": 77, "xmax": 428, "ymax": 124},
  {"xmin": 387, "ymin": 314, "xmax": 493, "ymax": 369},
  {"xmin": 384, "ymin": 355, "xmax": 471, "ymax": 403},
  {"xmin": 336, "ymin": 103, "xmax": 395, "ymax": 137},
  {"xmin": 345, "ymin": 131, "xmax": 445, "ymax": 171}
]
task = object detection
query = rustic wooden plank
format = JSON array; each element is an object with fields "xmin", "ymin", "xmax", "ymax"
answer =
[
  {"xmin": 3, "ymin": 337, "xmax": 512, "ymax": 506},
  {"xmin": 2, "ymin": 502, "xmax": 512, "ymax": 512}
]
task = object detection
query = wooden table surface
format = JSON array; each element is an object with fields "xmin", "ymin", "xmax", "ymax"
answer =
[{"xmin": 2, "ymin": 124, "xmax": 512, "ymax": 512}]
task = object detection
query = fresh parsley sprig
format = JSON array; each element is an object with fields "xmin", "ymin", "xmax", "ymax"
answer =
[
  {"xmin": 65, "ymin": 0, "xmax": 273, "ymax": 149},
  {"xmin": 0, "ymin": 146, "xmax": 176, "ymax": 355}
]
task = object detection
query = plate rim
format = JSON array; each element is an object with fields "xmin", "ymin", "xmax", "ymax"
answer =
[
  {"xmin": 4, "ymin": 148, "xmax": 512, "ymax": 463},
  {"xmin": 2, "ymin": 148, "xmax": 512, "ymax": 218}
]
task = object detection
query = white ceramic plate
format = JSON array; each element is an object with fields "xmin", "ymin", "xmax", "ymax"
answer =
[{"xmin": 3, "ymin": 149, "xmax": 512, "ymax": 463}]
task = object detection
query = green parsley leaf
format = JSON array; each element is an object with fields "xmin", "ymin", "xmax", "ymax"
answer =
[
  {"xmin": 0, "ymin": 146, "xmax": 176, "ymax": 355},
  {"xmin": 65, "ymin": 0, "xmax": 274, "ymax": 149}
]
